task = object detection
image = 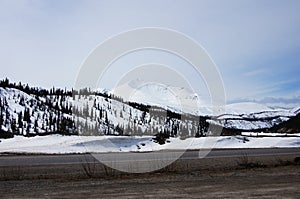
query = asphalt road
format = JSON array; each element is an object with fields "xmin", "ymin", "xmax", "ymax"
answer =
[{"xmin": 0, "ymin": 148, "xmax": 299, "ymax": 167}]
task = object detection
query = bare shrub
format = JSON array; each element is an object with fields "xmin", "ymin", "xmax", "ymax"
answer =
[
  {"xmin": 237, "ymin": 153, "xmax": 266, "ymax": 169},
  {"xmin": 1, "ymin": 166, "xmax": 25, "ymax": 180},
  {"xmin": 103, "ymin": 164, "xmax": 116, "ymax": 177},
  {"xmin": 81, "ymin": 155, "xmax": 97, "ymax": 178}
]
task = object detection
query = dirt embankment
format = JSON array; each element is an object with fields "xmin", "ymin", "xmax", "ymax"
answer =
[
  {"xmin": 0, "ymin": 154, "xmax": 300, "ymax": 198},
  {"xmin": 0, "ymin": 165, "xmax": 299, "ymax": 198}
]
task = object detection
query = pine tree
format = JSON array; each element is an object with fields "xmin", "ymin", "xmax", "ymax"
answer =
[
  {"xmin": 18, "ymin": 111, "xmax": 23, "ymax": 129},
  {"xmin": 0, "ymin": 109, "xmax": 3, "ymax": 127},
  {"xmin": 11, "ymin": 118, "xmax": 17, "ymax": 133},
  {"xmin": 24, "ymin": 108, "xmax": 31, "ymax": 123},
  {"xmin": 4, "ymin": 108, "xmax": 10, "ymax": 127},
  {"xmin": 26, "ymin": 124, "xmax": 30, "ymax": 136},
  {"xmin": 90, "ymin": 107, "xmax": 94, "ymax": 121},
  {"xmin": 34, "ymin": 119, "xmax": 39, "ymax": 134},
  {"xmin": 105, "ymin": 111, "xmax": 109, "ymax": 124},
  {"xmin": 99, "ymin": 107, "xmax": 103, "ymax": 119}
]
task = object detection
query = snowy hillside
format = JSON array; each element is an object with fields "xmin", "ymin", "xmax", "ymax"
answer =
[
  {"xmin": 0, "ymin": 79, "xmax": 299, "ymax": 140},
  {"xmin": 0, "ymin": 86, "xmax": 75, "ymax": 137},
  {"xmin": 0, "ymin": 134, "xmax": 299, "ymax": 154},
  {"xmin": 292, "ymin": 107, "xmax": 300, "ymax": 115},
  {"xmin": 0, "ymin": 79, "xmax": 187, "ymax": 138},
  {"xmin": 112, "ymin": 79, "xmax": 205, "ymax": 115},
  {"xmin": 211, "ymin": 102, "xmax": 296, "ymax": 131},
  {"xmin": 113, "ymin": 80, "xmax": 297, "ymax": 131}
]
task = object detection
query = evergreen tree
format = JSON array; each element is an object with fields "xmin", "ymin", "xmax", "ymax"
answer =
[
  {"xmin": 11, "ymin": 118, "xmax": 17, "ymax": 133},
  {"xmin": 105, "ymin": 111, "xmax": 109, "ymax": 124},
  {"xmin": 24, "ymin": 108, "xmax": 31, "ymax": 123},
  {"xmin": 18, "ymin": 111, "xmax": 23, "ymax": 129},
  {"xmin": 34, "ymin": 119, "xmax": 39, "ymax": 133},
  {"xmin": 0, "ymin": 109, "xmax": 3, "ymax": 127}
]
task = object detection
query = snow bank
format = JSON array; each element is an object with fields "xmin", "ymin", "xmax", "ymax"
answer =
[{"xmin": 0, "ymin": 135, "xmax": 299, "ymax": 154}]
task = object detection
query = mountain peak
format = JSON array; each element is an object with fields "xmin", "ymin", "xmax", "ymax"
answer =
[{"xmin": 112, "ymin": 79, "xmax": 203, "ymax": 115}]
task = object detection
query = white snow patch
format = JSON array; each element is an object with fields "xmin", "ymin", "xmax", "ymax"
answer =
[{"xmin": 0, "ymin": 135, "xmax": 299, "ymax": 154}]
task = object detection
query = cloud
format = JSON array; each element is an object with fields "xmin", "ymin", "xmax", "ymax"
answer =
[
  {"xmin": 228, "ymin": 95, "xmax": 300, "ymax": 109},
  {"xmin": 257, "ymin": 77, "xmax": 300, "ymax": 94},
  {"xmin": 259, "ymin": 96, "xmax": 300, "ymax": 104},
  {"xmin": 0, "ymin": 0, "xmax": 300, "ymax": 104},
  {"xmin": 243, "ymin": 69, "xmax": 268, "ymax": 77}
]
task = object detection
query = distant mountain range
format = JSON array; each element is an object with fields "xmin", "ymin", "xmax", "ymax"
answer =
[{"xmin": 0, "ymin": 78, "xmax": 299, "ymax": 139}]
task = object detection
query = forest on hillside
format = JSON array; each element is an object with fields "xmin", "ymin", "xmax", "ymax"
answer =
[{"xmin": 0, "ymin": 78, "xmax": 210, "ymax": 139}]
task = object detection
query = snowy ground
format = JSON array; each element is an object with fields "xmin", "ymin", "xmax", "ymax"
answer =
[
  {"xmin": 0, "ymin": 135, "xmax": 299, "ymax": 154},
  {"xmin": 242, "ymin": 132, "xmax": 300, "ymax": 137}
]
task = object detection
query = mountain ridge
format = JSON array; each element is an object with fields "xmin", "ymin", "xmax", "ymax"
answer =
[{"xmin": 0, "ymin": 78, "xmax": 299, "ymax": 139}]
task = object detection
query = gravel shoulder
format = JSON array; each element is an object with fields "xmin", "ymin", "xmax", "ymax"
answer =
[
  {"xmin": 0, "ymin": 152, "xmax": 299, "ymax": 198},
  {"xmin": 0, "ymin": 165, "xmax": 299, "ymax": 198}
]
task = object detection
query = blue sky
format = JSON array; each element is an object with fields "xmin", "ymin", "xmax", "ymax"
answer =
[{"xmin": 0, "ymin": 0, "xmax": 300, "ymax": 107}]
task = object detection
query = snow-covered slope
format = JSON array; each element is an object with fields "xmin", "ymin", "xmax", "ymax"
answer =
[
  {"xmin": 0, "ymin": 87, "xmax": 75, "ymax": 135},
  {"xmin": 0, "ymin": 86, "xmax": 182, "ymax": 138},
  {"xmin": 211, "ymin": 102, "xmax": 296, "ymax": 130},
  {"xmin": 0, "ymin": 82, "xmax": 299, "ymax": 138},
  {"xmin": 112, "ymin": 79, "xmax": 211, "ymax": 115},
  {"xmin": 0, "ymin": 134, "xmax": 299, "ymax": 154},
  {"xmin": 292, "ymin": 107, "xmax": 300, "ymax": 115},
  {"xmin": 111, "ymin": 80, "xmax": 297, "ymax": 131},
  {"xmin": 113, "ymin": 79, "xmax": 295, "ymax": 115}
]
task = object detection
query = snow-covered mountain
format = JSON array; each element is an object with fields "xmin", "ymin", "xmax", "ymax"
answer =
[
  {"xmin": 292, "ymin": 107, "xmax": 300, "ymax": 115},
  {"xmin": 112, "ymin": 79, "xmax": 206, "ymax": 115},
  {"xmin": 111, "ymin": 80, "xmax": 298, "ymax": 131},
  {"xmin": 0, "ymin": 86, "xmax": 75, "ymax": 137},
  {"xmin": 211, "ymin": 102, "xmax": 296, "ymax": 131},
  {"xmin": 112, "ymin": 79, "xmax": 296, "ymax": 115},
  {"xmin": 0, "ymin": 79, "xmax": 299, "ymax": 139},
  {"xmin": 0, "ymin": 82, "xmax": 183, "ymax": 138}
]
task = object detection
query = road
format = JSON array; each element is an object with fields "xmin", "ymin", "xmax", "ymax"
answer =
[
  {"xmin": 0, "ymin": 148, "xmax": 299, "ymax": 167},
  {"xmin": 0, "ymin": 148, "xmax": 300, "ymax": 198}
]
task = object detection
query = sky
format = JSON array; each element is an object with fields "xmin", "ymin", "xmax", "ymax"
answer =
[{"xmin": 0, "ymin": 0, "xmax": 300, "ymax": 108}]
